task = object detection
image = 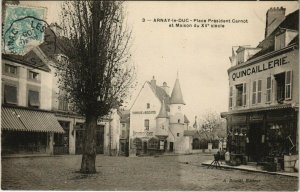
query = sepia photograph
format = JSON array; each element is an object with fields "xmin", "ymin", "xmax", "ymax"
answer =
[{"xmin": 1, "ymin": 0, "xmax": 299, "ymax": 191}]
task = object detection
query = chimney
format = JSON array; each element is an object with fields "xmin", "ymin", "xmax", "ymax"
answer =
[
  {"xmin": 265, "ymin": 7, "xmax": 286, "ymax": 37},
  {"xmin": 151, "ymin": 76, "xmax": 156, "ymax": 89},
  {"xmin": 161, "ymin": 82, "xmax": 170, "ymax": 96}
]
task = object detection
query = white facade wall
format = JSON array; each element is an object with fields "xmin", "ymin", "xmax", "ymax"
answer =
[
  {"xmin": 130, "ymin": 83, "xmax": 161, "ymax": 137},
  {"xmin": 229, "ymin": 50, "xmax": 299, "ymax": 111},
  {"xmin": 169, "ymin": 104, "xmax": 185, "ymax": 124},
  {"xmin": 2, "ymin": 59, "xmax": 53, "ymax": 110}
]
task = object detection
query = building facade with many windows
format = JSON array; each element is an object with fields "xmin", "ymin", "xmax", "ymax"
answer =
[{"xmin": 221, "ymin": 8, "xmax": 298, "ymax": 163}]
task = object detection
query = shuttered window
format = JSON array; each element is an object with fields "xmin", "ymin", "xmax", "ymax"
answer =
[
  {"xmin": 285, "ymin": 71, "xmax": 292, "ymax": 99},
  {"xmin": 144, "ymin": 119, "xmax": 149, "ymax": 130}
]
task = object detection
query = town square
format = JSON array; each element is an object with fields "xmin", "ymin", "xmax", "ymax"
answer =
[{"xmin": 1, "ymin": 0, "xmax": 299, "ymax": 191}]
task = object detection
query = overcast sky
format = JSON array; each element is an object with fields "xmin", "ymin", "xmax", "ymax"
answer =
[{"xmin": 20, "ymin": 1, "xmax": 298, "ymax": 122}]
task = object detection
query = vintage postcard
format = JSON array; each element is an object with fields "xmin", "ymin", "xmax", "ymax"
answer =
[{"xmin": 1, "ymin": 0, "xmax": 299, "ymax": 191}]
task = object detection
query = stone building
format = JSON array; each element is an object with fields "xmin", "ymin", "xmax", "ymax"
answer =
[
  {"xmin": 129, "ymin": 76, "xmax": 191, "ymax": 156},
  {"xmin": 221, "ymin": 8, "xmax": 298, "ymax": 163},
  {"xmin": 1, "ymin": 51, "xmax": 64, "ymax": 155},
  {"xmin": 1, "ymin": 23, "xmax": 123, "ymax": 156}
]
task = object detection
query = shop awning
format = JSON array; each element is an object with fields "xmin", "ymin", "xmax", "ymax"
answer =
[
  {"xmin": 221, "ymin": 103, "xmax": 296, "ymax": 117},
  {"xmin": 2, "ymin": 106, "xmax": 65, "ymax": 133}
]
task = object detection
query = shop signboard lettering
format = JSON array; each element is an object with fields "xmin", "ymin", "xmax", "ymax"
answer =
[{"xmin": 231, "ymin": 55, "xmax": 289, "ymax": 81}]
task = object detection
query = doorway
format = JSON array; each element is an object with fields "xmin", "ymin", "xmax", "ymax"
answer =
[
  {"xmin": 247, "ymin": 123, "xmax": 263, "ymax": 162},
  {"xmin": 169, "ymin": 142, "xmax": 174, "ymax": 152},
  {"xmin": 143, "ymin": 141, "xmax": 148, "ymax": 154}
]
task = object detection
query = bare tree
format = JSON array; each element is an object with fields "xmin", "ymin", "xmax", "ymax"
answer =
[
  {"xmin": 56, "ymin": 1, "xmax": 135, "ymax": 174},
  {"xmin": 200, "ymin": 111, "xmax": 226, "ymax": 140}
]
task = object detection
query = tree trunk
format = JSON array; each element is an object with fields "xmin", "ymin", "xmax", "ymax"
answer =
[{"xmin": 80, "ymin": 115, "xmax": 97, "ymax": 174}]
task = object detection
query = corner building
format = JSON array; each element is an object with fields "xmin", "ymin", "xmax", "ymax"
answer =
[
  {"xmin": 221, "ymin": 8, "xmax": 299, "ymax": 162},
  {"xmin": 129, "ymin": 76, "xmax": 190, "ymax": 156}
]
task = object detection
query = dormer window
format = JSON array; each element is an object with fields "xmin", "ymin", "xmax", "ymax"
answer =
[
  {"xmin": 28, "ymin": 71, "xmax": 40, "ymax": 81},
  {"xmin": 146, "ymin": 103, "xmax": 150, "ymax": 109},
  {"xmin": 275, "ymin": 29, "xmax": 298, "ymax": 51},
  {"xmin": 4, "ymin": 64, "xmax": 17, "ymax": 76}
]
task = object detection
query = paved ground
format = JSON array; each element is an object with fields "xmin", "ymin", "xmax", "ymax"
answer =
[{"xmin": 1, "ymin": 154, "xmax": 299, "ymax": 191}]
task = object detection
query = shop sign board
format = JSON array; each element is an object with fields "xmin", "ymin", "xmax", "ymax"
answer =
[
  {"xmin": 231, "ymin": 115, "xmax": 246, "ymax": 124},
  {"xmin": 250, "ymin": 114, "xmax": 264, "ymax": 121}
]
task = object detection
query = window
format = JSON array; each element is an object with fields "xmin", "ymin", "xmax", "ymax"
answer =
[
  {"xmin": 229, "ymin": 86, "xmax": 233, "ymax": 108},
  {"xmin": 252, "ymin": 80, "xmax": 261, "ymax": 105},
  {"xmin": 266, "ymin": 77, "xmax": 272, "ymax": 103},
  {"xmin": 58, "ymin": 98, "xmax": 69, "ymax": 111},
  {"xmin": 122, "ymin": 123, "xmax": 126, "ymax": 128},
  {"xmin": 177, "ymin": 133, "xmax": 180, "ymax": 137},
  {"xmin": 4, "ymin": 64, "xmax": 17, "ymax": 75},
  {"xmin": 28, "ymin": 90, "xmax": 40, "ymax": 108},
  {"xmin": 285, "ymin": 71, "xmax": 292, "ymax": 100},
  {"xmin": 162, "ymin": 125, "xmax": 164, "ymax": 129},
  {"xmin": 178, "ymin": 119, "xmax": 180, "ymax": 123},
  {"xmin": 146, "ymin": 103, "xmax": 150, "ymax": 109},
  {"xmin": 178, "ymin": 106, "xmax": 181, "ymax": 110},
  {"xmin": 275, "ymin": 33, "xmax": 285, "ymax": 51},
  {"xmin": 275, "ymin": 73, "xmax": 285, "ymax": 102},
  {"xmin": 236, "ymin": 84, "xmax": 243, "ymax": 106},
  {"xmin": 236, "ymin": 83, "xmax": 247, "ymax": 107},
  {"xmin": 28, "ymin": 71, "xmax": 40, "ymax": 81},
  {"xmin": 144, "ymin": 119, "xmax": 149, "ymax": 130},
  {"xmin": 4, "ymin": 85, "xmax": 17, "ymax": 105}
]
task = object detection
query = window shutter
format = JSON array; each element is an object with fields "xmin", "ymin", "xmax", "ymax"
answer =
[
  {"xmin": 242, "ymin": 83, "xmax": 247, "ymax": 106},
  {"xmin": 257, "ymin": 80, "xmax": 262, "ymax": 103},
  {"xmin": 252, "ymin": 81, "xmax": 256, "ymax": 104},
  {"xmin": 266, "ymin": 77, "xmax": 272, "ymax": 102},
  {"xmin": 229, "ymin": 86, "xmax": 233, "ymax": 108},
  {"xmin": 285, "ymin": 71, "xmax": 292, "ymax": 99}
]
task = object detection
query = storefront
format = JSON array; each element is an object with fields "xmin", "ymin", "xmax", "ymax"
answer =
[
  {"xmin": 1, "ymin": 106, "xmax": 65, "ymax": 155},
  {"xmin": 223, "ymin": 104, "xmax": 298, "ymax": 162}
]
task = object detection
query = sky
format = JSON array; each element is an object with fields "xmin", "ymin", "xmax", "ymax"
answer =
[{"xmin": 20, "ymin": 1, "xmax": 299, "ymax": 122}]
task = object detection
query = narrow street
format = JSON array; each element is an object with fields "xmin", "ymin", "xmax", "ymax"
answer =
[{"xmin": 1, "ymin": 154, "xmax": 298, "ymax": 191}]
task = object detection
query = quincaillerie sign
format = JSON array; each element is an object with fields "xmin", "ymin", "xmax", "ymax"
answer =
[
  {"xmin": 132, "ymin": 111, "xmax": 156, "ymax": 114},
  {"xmin": 231, "ymin": 55, "xmax": 289, "ymax": 81}
]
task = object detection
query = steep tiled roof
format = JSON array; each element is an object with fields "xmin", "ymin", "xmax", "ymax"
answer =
[
  {"xmin": 157, "ymin": 100, "xmax": 168, "ymax": 118},
  {"xmin": 249, "ymin": 10, "xmax": 299, "ymax": 61},
  {"xmin": 148, "ymin": 82, "xmax": 170, "ymax": 112},
  {"xmin": 170, "ymin": 78, "xmax": 185, "ymax": 105}
]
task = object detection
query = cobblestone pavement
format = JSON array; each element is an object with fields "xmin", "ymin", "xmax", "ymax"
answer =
[{"xmin": 1, "ymin": 154, "xmax": 298, "ymax": 191}]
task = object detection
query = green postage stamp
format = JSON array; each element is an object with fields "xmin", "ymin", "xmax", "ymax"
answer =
[{"xmin": 3, "ymin": 5, "xmax": 47, "ymax": 55}]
